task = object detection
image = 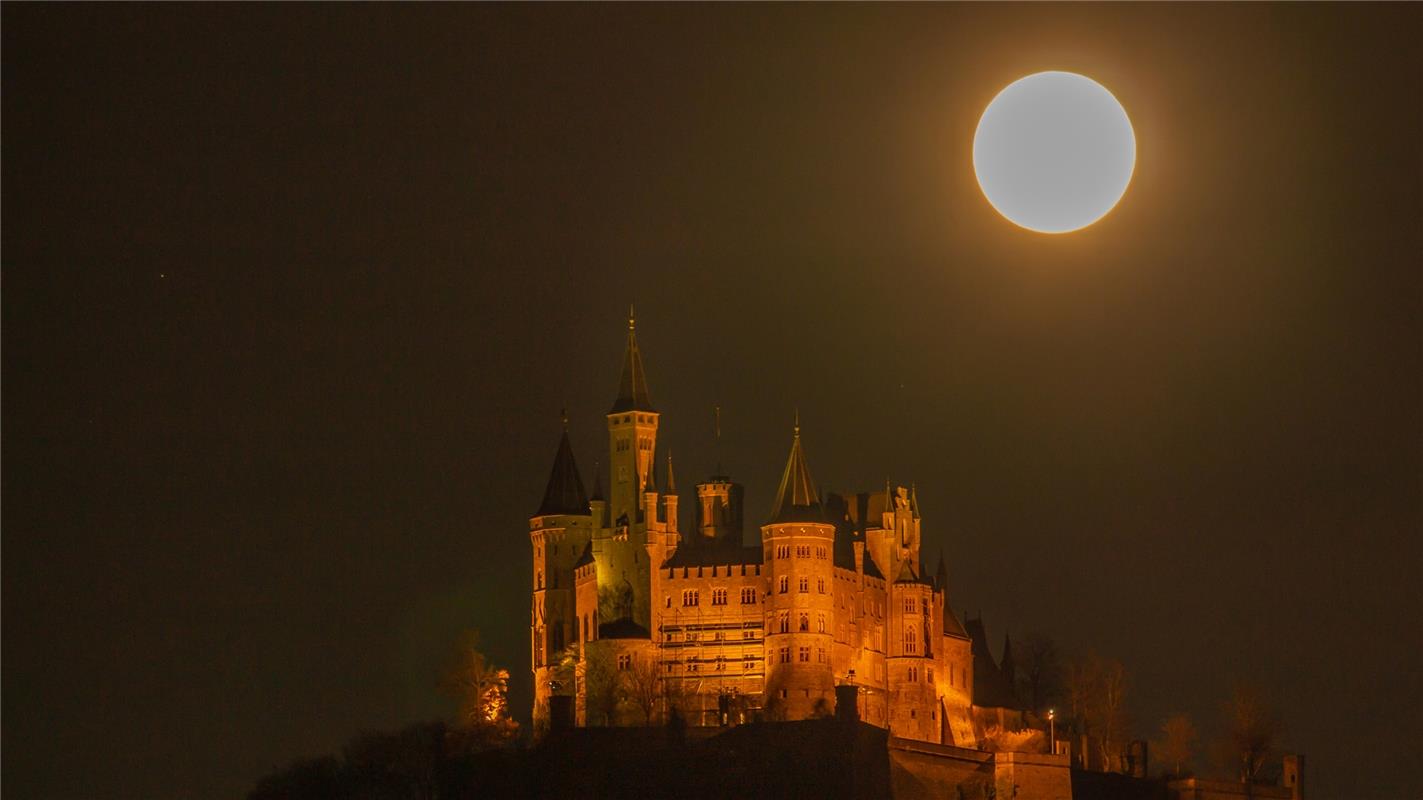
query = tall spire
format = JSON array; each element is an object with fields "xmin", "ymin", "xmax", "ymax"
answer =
[
  {"xmin": 768, "ymin": 415, "xmax": 824, "ymax": 524},
  {"xmin": 610, "ymin": 305, "xmax": 654, "ymax": 413},
  {"xmin": 665, "ymin": 450, "xmax": 677, "ymax": 494},
  {"xmin": 535, "ymin": 428, "xmax": 589, "ymax": 517},
  {"xmin": 935, "ymin": 549, "xmax": 948, "ymax": 590}
]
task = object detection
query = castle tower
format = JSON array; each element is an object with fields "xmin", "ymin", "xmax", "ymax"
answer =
[
  {"xmin": 761, "ymin": 416, "xmax": 837, "ymax": 720},
  {"xmin": 529, "ymin": 421, "xmax": 593, "ymax": 730},
  {"xmin": 607, "ymin": 308, "xmax": 659, "ymax": 529}
]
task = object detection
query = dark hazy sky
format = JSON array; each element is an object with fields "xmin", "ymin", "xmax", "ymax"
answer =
[{"xmin": 4, "ymin": 4, "xmax": 1419, "ymax": 799}]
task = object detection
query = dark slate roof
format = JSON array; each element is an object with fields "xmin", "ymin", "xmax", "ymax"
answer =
[
  {"xmin": 768, "ymin": 425, "xmax": 825, "ymax": 524},
  {"xmin": 894, "ymin": 560, "xmax": 933, "ymax": 586},
  {"xmin": 535, "ymin": 431, "xmax": 590, "ymax": 517},
  {"xmin": 598, "ymin": 618, "xmax": 650, "ymax": 640},
  {"xmin": 964, "ymin": 615, "xmax": 1021, "ymax": 710},
  {"xmin": 663, "ymin": 540, "xmax": 763, "ymax": 569},
  {"xmin": 942, "ymin": 597, "xmax": 969, "ymax": 639},
  {"xmin": 826, "ymin": 492, "xmax": 885, "ymax": 580},
  {"xmin": 574, "ymin": 541, "xmax": 595, "ymax": 569},
  {"xmin": 609, "ymin": 315, "xmax": 654, "ymax": 413}
]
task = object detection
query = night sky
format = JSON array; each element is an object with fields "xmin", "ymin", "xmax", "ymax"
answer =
[{"xmin": 4, "ymin": 4, "xmax": 1420, "ymax": 799}]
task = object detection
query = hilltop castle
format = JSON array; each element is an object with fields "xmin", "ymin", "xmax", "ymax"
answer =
[{"xmin": 530, "ymin": 312, "xmax": 1005, "ymax": 747}]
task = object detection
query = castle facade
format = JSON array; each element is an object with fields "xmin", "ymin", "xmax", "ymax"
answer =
[{"xmin": 530, "ymin": 314, "xmax": 977, "ymax": 746}]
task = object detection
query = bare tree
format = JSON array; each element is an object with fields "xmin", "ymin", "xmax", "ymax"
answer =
[
  {"xmin": 1222, "ymin": 683, "xmax": 1281, "ymax": 789},
  {"xmin": 440, "ymin": 630, "xmax": 518, "ymax": 747},
  {"xmin": 1096, "ymin": 658, "xmax": 1130, "ymax": 773},
  {"xmin": 582, "ymin": 644, "xmax": 621, "ymax": 726},
  {"xmin": 1062, "ymin": 653, "xmax": 1101, "ymax": 764},
  {"xmin": 1015, "ymin": 633, "xmax": 1062, "ymax": 713},
  {"xmin": 623, "ymin": 652, "xmax": 663, "ymax": 725},
  {"xmin": 1157, "ymin": 713, "xmax": 1197, "ymax": 778}
]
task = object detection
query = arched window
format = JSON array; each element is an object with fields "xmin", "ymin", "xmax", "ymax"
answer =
[
  {"xmin": 779, "ymin": 612, "xmax": 789, "ymax": 633},
  {"xmin": 741, "ymin": 588, "xmax": 757, "ymax": 604},
  {"xmin": 712, "ymin": 588, "xmax": 728, "ymax": 606},
  {"xmin": 817, "ymin": 613, "xmax": 826, "ymax": 633},
  {"xmin": 904, "ymin": 627, "xmax": 917, "ymax": 654},
  {"xmin": 798, "ymin": 577, "xmax": 809, "ymax": 593},
  {"xmin": 683, "ymin": 589, "xmax": 700, "ymax": 607},
  {"xmin": 799, "ymin": 613, "xmax": 809, "ymax": 632},
  {"xmin": 778, "ymin": 576, "xmax": 789, "ymax": 593},
  {"xmin": 817, "ymin": 577, "xmax": 826, "ymax": 593}
]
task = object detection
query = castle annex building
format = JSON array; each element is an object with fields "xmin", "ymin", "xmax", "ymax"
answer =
[{"xmin": 529, "ymin": 313, "xmax": 989, "ymax": 747}]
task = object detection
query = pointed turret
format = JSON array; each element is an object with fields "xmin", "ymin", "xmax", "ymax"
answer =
[
  {"xmin": 665, "ymin": 450, "xmax": 677, "ymax": 494},
  {"xmin": 589, "ymin": 461, "xmax": 604, "ymax": 502},
  {"xmin": 768, "ymin": 413, "xmax": 824, "ymax": 523},
  {"xmin": 535, "ymin": 429, "xmax": 589, "ymax": 517},
  {"xmin": 610, "ymin": 305, "xmax": 654, "ymax": 413},
  {"xmin": 935, "ymin": 550, "xmax": 948, "ymax": 590},
  {"xmin": 909, "ymin": 483, "xmax": 922, "ymax": 519},
  {"xmin": 1000, "ymin": 632, "xmax": 1017, "ymax": 688}
]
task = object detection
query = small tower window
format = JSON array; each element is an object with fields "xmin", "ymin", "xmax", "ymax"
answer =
[
  {"xmin": 798, "ymin": 577, "xmax": 809, "ymax": 593},
  {"xmin": 778, "ymin": 576, "xmax": 789, "ymax": 594}
]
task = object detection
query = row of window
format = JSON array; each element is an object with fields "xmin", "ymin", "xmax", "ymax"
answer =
[
  {"xmin": 664, "ymin": 629, "xmax": 758, "ymax": 642},
  {"xmin": 680, "ymin": 588, "xmax": 760, "ymax": 607},
  {"xmin": 776, "ymin": 576, "xmax": 827, "ymax": 594},
  {"xmin": 772, "ymin": 545, "xmax": 829, "ymax": 560},
  {"xmin": 775, "ymin": 645, "xmax": 828, "ymax": 664},
  {"xmin": 774, "ymin": 611, "xmax": 828, "ymax": 634}
]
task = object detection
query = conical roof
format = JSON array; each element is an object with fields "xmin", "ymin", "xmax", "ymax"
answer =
[
  {"xmin": 768, "ymin": 418, "xmax": 824, "ymax": 524},
  {"xmin": 609, "ymin": 308, "xmax": 654, "ymax": 413},
  {"xmin": 535, "ymin": 431, "xmax": 589, "ymax": 517}
]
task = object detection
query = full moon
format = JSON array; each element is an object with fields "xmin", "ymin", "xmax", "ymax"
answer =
[{"xmin": 973, "ymin": 71, "xmax": 1136, "ymax": 234}]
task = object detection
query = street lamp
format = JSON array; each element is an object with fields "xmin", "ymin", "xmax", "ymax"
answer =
[{"xmin": 1048, "ymin": 708, "xmax": 1056, "ymax": 754}]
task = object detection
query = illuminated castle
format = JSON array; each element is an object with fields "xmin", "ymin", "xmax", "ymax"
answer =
[{"xmin": 529, "ymin": 311, "xmax": 982, "ymax": 746}]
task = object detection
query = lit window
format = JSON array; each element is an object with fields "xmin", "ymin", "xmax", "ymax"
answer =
[
  {"xmin": 798, "ymin": 647, "xmax": 810, "ymax": 662},
  {"xmin": 799, "ymin": 614, "xmax": 809, "ymax": 632},
  {"xmin": 779, "ymin": 647, "xmax": 790, "ymax": 663}
]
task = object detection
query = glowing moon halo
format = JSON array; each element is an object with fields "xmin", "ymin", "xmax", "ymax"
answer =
[{"xmin": 973, "ymin": 71, "xmax": 1136, "ymax": 234}]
